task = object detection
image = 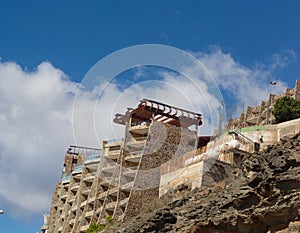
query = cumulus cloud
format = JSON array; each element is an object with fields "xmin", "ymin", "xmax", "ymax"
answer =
[
  {"xmin": 192, "ymin": 48, "xmax": 293, "ymax": 115},
  {"xmin": 0, "ymin": 47, "xmax": 295, "ymax": 220},
  {"xmin": 0, "ymin": 61, "xmax": 78, "ymax": 219}
]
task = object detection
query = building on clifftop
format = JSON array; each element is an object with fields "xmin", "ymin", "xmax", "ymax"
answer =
[{"xmin": 45, "ymin": 99, "xmax": 203, "ymax": 233}]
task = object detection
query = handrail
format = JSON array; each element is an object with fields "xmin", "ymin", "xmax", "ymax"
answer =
[
  {"xmin": 229, "ymin": 129, "xmax": 254, "ymax": 144},
  {"xmin": 62, "ymin": 175, "xmax": 71, "ymax": 183},
  {"xmin": 107, "ymin": 138, "xmax": 124, "ymax": 144},
  {"xmin": 132, "ymin": 136, "xmax": 148, "ymax": 141},
  {"xmin": 73, "ymin": 165, "xmax": 83, "ymax": 172},
  {"xmin": 85, "ymin": 154, "xmax": 101, "ymax": 161},
  {"xmin": 229, "ymin": 129, "xmax": 260, "ymax": 153}
]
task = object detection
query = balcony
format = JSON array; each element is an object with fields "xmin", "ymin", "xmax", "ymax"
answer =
[
  {"xmin": 123, "ymin": 166, "xmax": 138, "ymax": 178},
  {"xmin": 69, "ymin": 218, "xmax": 75, "ymax": 225},
  {"xmin": 85, "ymin": 210, "xmax": 94, "ymax": 218},
  {"xmin": 101, "ymin": 163, "xmax": 115, "ymax": 174},
  {"xmin": 126, "ymin": 136, "xmax": 147, "ymax": 149},
  {"xmin": 60, "ymin": 193, "xmax": 68, "ymax": 200},
  {"xmin": 71, "ymin": 204, "xmax": 77, "ymax": 212},
  {"xmin": 62, "ymin": 175, "xmax": 71, "ymax": 184},
  {"xmin": 80, "ymin": 224, "xmax": 90, "ymax": 232},
  {"xmin": 70, "ymin": 183, "xmax": 80, "ymax": 191},
  {"xmin": 129, "ymin": 123, "xmax": 150, "ymax": 135},
  {"xmin": 68, "ymin": 196, "xmax": 76, "ymax": 203},
  {"xmin": 121, "ymin": 181, "xmax": 134, "ymax": 192},
  {"xmin": 81, "ymin": 189, "xmax": 90, "ymax": 198},
  {"xmin": 88, "ymin": 196, "xmax": 96, "ymax": 204},
  {"xmin": 125, "ymin": 151, "xmax": 143, "ymax": 163},
  {"xmin": 80, "ymin": 200, "xmax": 87, "ymax": 208},
  {"xmin": 40, "ymin": 225, "xmax": 47, "ymax": 230},
  {"xmin": 73, "ymin": 173, "xmax": 82, "ymax": 182},
  {"xmin": 106, "ymin": 138, "xmax": 124, "ymax": 145},
  {"xmin": 99, "ymin": 178, "xmax": 110, "ymax": 187},
  {"xmin": 104, "ymin": 150, "xmax": 120, "ymax": 160},
  {"xmin": 72, "ymin": 165, "xmax": 83, "ymax": 175},
  {"xmin": 85, "ymin": 153, "xmax": 101, "ymax": 165},
  {"xmin": 105, "ymin": 201, "xmax": 116, "ymax": 211},
  {"xmin": 99, "ymin": 191, "xmax": 108, "ymax": 200},
  {"xmin": 83, "ymin": 173, "xmax": 95, "ymax": 183},
  {"xmin": 108, "ymin": 187, "xmax": 118, "ymax": 197},
  {"xmin": 119, "ymin": 197, "xmax": 129, "ymax": 207}
]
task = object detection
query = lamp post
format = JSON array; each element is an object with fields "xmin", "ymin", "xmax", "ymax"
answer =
[
  {"xmin": 0, "ymin": 209, "xmax": 4, "ymax": 214},
  {"xmin": 269, "ymin": 81, "xmax": 277, "ymax": 124},
  {"xmin": 218, "ymin": 101, "xmax": 224, "ymax": 136}
]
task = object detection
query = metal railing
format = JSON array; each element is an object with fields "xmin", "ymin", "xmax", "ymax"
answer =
[
  {"xmin": 85, "ymin": 153, "xmax": 101, "ymax": 161},
  {"xmin": 73, "ymin": 165, "xmax": 83, "ymax": 173},
  {"xmin": 129, "ymin": 150, "xmax": 143, "ymax": 156},
  {"xmin": 132, "ymin": 136, "xmax": 147, "ymax": 141},
  {"xmin": 107, "ymin": 138, "xmax": 124, "ymax": 144},
  {"xmin": 62, "ymin": 175, "xmax": 71, "ymax": 183}
]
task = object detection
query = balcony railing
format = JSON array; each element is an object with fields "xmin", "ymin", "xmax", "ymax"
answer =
[
  {"xmin": 132, "ymin": 136, "xmax": 148, "ymax": 141},
  {"xmin": 129, "ymin": 150, "xmax": 143, "ymax": 156},
  {"xmin": 119, "ymin": 197, "xmax": 129, "ymax": 207},
  {"xmin": 88, "ymin": 196, "xmax": 96, "ymax": 204},
  {"xmin": 62, "ymin": 175, "xmax": 71, "ymax": 184},
  {"xmin": 127, "ymin": 137, "xmax": 148, "ymax": 149},
  {"xmin": 80, "ymin": 225, "xmax": 90, "ymax": 231},
  {"xmin": 107, "ymin": 138, "xmax": 124, "ymax": 144},
  {"xmin": 85, "ymin": 210, "xmax": 94, "ymax": 218},
  {"xmin": 60, "ymin": 193, "xmax": 68, "ymax": 200},
  {"xmin": 129, "ymin": 123, "xmax": 150, "ymax": 134},
  {"xmin": 105, "ymin": 201, "xmax": 116, "ymax": 210},
  {"xmin": 71, "ymin": 183, "xmax": 80, "ymax": 191},
  {"xmin": 85, "ymin": 153, "xmax": 101, "ymax": 162},
  {"xmin": 68, "ymin": 196, "xmax": 76, "ymax": 203},
  {"xmin": 80, "ymin": 200, "xmax": 87, "ymax": 208},
  {"xmin": 72, "ymin": 165, "xmax": 83, "ymax": 174},
  {"xmin": 69, "ymin": 218, "xmax": 75, "ymax": 225},
  {"xmin": 83, "ymin": 173, "xmax": 95, "ymax": 182}
]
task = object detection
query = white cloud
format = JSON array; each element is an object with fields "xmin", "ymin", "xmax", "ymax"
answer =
[
  {"xmin": 192, "ymin": 48, "xmax": 293, "ymax": 115},
  {"xmin": 0, "ymin": 61, "xmax": 77, "ymax": 219},
  {"xmin": 0, "ymin": 47, "xmax": 295, "ymax": 221}
]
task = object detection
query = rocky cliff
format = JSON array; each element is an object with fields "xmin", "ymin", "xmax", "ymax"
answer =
[{"xmin": 107, "ymin": 133, "xmax": 300, "ymax": 233}]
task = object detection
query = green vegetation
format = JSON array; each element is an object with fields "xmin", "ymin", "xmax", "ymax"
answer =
[
  {"xmin": 241, "ymin": 125, "xmax": 265, "ymax": 132},
  {"xmin": 87, "ymin": 223, "xmax": 105, "ymax": 233},
  {"xmin": 86, "ymin": 216, "xmax": 114, "ymax": 233},
  {"xmin": 273, "ymin": 96, "xmax": 300, "ymax": 123},
  {"xmin": 106, "ymin": 215, "xmax": 114, "ymax": 226}
]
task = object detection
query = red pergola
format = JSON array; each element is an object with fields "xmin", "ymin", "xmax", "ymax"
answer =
[{"xmin": 114, "ymin": 99, "xmax": 202, "ymax": 128}]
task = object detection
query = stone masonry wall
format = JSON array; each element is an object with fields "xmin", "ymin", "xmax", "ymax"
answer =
[{"xmin": 124, "ymin": 121, "xmax": 198, "ymax": 219}]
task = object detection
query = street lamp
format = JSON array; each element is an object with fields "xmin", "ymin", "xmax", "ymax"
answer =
[
  {"xmin": 270, "ymin": 81, "xmax": 277, "ymax": 92},
  {"xmin": 0, "ymin": 209, "xmax": 4, "ymax": 214},
  {"xmin": 269, "ymin": 81, "xmax": 277, "ymax": 124}
]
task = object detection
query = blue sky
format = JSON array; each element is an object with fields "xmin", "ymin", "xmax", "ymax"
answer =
[{"xmin": 0, "ymin": 1, "xmax": 300, "ymax": 232}]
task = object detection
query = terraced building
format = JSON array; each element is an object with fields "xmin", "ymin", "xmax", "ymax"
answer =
[{"xmin": 45, "ymin": 99, "xmax": 202, "ymax": 232}]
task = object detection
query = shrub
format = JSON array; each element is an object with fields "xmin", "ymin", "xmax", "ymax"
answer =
[
  {"xmin": 106, "ymin": 215, "xmax": 114, "ymax": 226},
  {"xmin": 273, "ymin": 96, "xmax": 300, "ymax": 123},
  {"xmin": 87, "ymin": 223, "xmax": 105, "ymax": 233}
]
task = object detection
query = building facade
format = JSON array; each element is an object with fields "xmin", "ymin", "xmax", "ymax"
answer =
[{"xmin": 45, "ymin": 99, "xmax": 202, "ymax": 232}]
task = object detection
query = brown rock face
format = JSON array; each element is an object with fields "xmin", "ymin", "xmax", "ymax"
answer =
[{"xmin": 108, "ymin": 133, "xmax": 300, "ymax": 233}]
